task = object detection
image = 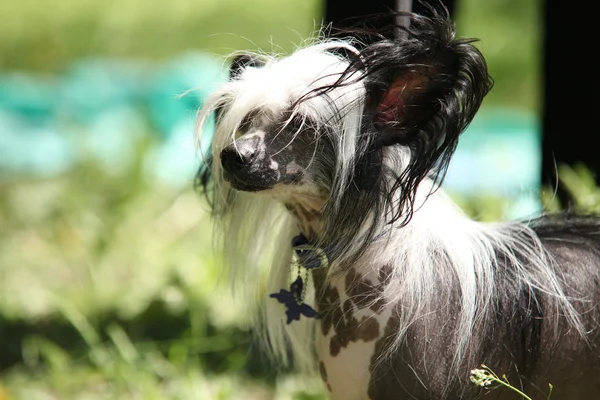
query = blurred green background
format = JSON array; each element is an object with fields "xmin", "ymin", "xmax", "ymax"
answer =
[{"xmin": 3, "ymin": 0, "xmax": 596, "ymax": 399}]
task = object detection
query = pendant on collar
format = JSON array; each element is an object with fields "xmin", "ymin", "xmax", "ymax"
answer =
[{"xmin": 269, "ymin": 234, "xmax": 330, "ymax": 324}]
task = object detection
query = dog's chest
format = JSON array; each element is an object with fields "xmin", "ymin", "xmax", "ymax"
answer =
[{"xmin": 314, "ymin": 266, "xmax": 394, "ymax": 400}]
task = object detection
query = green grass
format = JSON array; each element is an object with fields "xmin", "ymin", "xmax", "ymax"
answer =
[
  {"xmin": 455, "ymin": 0, "xmax": 542, "ymax": 112},
  {"xmin": 0, "ymin": 0, "xmax": 321, "ymax": 73},
  {"xmin": 0, "ymin": 138, "xmax": 327, "ymax": 399}
]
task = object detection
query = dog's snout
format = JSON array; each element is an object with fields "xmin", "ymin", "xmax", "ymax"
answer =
[
  {"xmin": 220, "ymin": 143, "xmax": 256, "ymax": 171},
  {"xmin": 218, "ymin": 135, "xmax": 279, "ymax": 191}
]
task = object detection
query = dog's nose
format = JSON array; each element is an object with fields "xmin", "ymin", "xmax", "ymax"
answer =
[{"xmin": 220, "ymin": 143, "xmax": 256, "ymax": 172}]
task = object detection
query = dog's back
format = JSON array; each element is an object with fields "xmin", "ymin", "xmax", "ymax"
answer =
[
  {"xmin": 365, "ymin": 215, "xmax": 600, "ymax": 400},
  {"xmin": 530, "ymin": 216, "xmax": 600, "ymax": 399}
]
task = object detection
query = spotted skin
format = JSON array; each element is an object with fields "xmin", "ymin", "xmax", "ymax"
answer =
[
  {"xmin": 284, "ymin": 199, "xmax": 324, "ymax": 241},
  {"xmin": 282, "ymin": 204, "xmax": 396, "ymax": 400},
  {"xmin": 312, "ymin": 266, "xmax": 395, "ymax": 400},
  {"xmin": 345, "ymin": 266, "xmax": 393, "ymax": 313}
]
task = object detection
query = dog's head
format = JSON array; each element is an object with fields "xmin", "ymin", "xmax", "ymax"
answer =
[
  {"xmin": 197, "ymin": 10, "xmax": 492, "ymax": 232},
  {"xmin": 208, "ymin": 50, "xmax": 348, "ymax": 196}
]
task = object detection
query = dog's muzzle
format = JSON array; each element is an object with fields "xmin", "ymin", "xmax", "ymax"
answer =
[{"xmin": 220, "ymin": 138, "xmax": 279, "ymax": 191}]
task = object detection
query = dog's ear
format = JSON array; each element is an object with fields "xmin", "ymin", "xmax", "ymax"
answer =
[
  {"xmin": 364, "ymin": 13, "xmax": 492, "ymax": 150},
  {"xmin": 211, "ymin": 54, "xmax": 265, "ymax": 123},
  {"xmin": 373, "ymin": 69, "xmax": 437, "ymax": 146},
  {"xmin": 359, "ymin": 10, "xmax": 493, "ymax": 224},
  {"xmin": 229, "ymin": 53, "xmax": 264, "ymax": 80}
]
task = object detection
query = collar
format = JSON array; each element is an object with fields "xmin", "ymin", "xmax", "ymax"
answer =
[
  {"xmin": 291, "ymin": 234, "xmax": 330, "ymax": 270},
  {"xmin": 268, "ymin": 234, "xmax": 329, "ymax": 324}
]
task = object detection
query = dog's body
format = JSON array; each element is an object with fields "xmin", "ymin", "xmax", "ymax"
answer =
[
  {"xmin": 311, "ymin": 205, "xmax": 600, "ymax": 400},
  {"xmin": 196, "ymin": 10, "xmax": 600, "ymax": 399}
]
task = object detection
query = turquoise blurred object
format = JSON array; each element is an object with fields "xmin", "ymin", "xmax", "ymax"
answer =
[
  {"xmin": 0, "ymin": 52, "xmax": 223, "ymax": 183},
  {"xmin": 0, "ymin": 73, "xmax": 58, "ymax": 123},
  {"xmin": 0, "ymin": 55, "xmax": 540, "ymax": 217},
  {"xmin": 60, "ymin": 59, "xmax": 148, "ymax": 124},
  {"xmin": 443, "ymin": 108, "xmax": 542, "ymax": 218},
  {"xmin": 147, "ymin": 53, "xmax": 223, "ymax": 138}
]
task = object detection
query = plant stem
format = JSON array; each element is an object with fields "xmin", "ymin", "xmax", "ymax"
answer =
[{"xmin": 492, "ymin": 378, "xmax": 532, "ymax": 400}]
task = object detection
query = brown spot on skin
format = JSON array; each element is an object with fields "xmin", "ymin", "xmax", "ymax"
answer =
[
  {"xmin": 378, "ymin": 264, "xmax": 393, "ymax": 287},
  {"xmin": 329, "ymin": 333, "xmax": 342, "ymax": 357},
  {"xmin": 345, "ymin": 266, "xmax": 392, "ymax": 313},
  {"xmin": 329, "ymin": 313, "xmax": 381, "ymax": 357},
  {"xmin": 319, "ymin": 361, "xmax": 327, "ymax": 381},
  {"xmin": 319, "ymin": 361, "xmax": 332, "ymax": 392},
  {"xmin": 357, "ymin": 316, "xmax": 381, "ymax": 342},
  {"xmin": 315, "ymin": 277, "xmax": 382, "ymax": 357},
  {"xmin": 284, "ymin": 203, "xmax": 302, "ymax": 222},
  {"xmin": 314, "ymin": 266, "xmax": 394, "ymax": 357},
  {"xmin": 343, "ymin": 299, "xmax": 353, "ymax": 315},
  {"xmin": 319, "ymin": 284, "xmax": 341, "ymax": 336},
  {"xmin": 345, "ymin": 268, "xmax": 384, "ymax": 312},
  {"xmin": 328, "ymin": 296, "xmax": 381, "ymax": 357},
  {"xmin": 283, "ymin": 201, "xmax": 323, "ymax": 240}
]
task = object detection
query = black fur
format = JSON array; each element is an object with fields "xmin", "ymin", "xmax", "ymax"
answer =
[
  {"xmin": 368, "ymin": 214, "xmax": 600, "ymax": 399},
  {"xmin": 229, "ymin": 53, "xmax": 265, "ymax": 79}
]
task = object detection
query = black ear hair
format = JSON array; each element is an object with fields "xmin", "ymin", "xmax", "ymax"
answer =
[
  {"xmin": 358, "ymin": 9, "xmax": 493, "ymax": 225},
  {"xmin": 364, "ymin": 11, "xmax": 492, "ymax": 146},
  {"xmin": 194, "ymin": 155, "xmax": 213, "ymax": 203},
  {"xmin": 209, "ymin": 54, "xmax": 265, "ymax": 124},
  {"xmin": 229, "ymin": 53, "xmax": 264, "ymax": 80},
  {"xmin": 214, "ymin": 53, "xmax": 264, "ymax": 122}
]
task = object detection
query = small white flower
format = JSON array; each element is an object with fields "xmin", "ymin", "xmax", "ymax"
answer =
[{"xmin": 470, "ymin": 368, "xmax": 494, "ymax": 387}]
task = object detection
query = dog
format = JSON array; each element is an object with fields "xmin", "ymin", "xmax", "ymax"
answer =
[{"xmin": 195, "ymin": 9, "xmax": 600, "ymax": 400}]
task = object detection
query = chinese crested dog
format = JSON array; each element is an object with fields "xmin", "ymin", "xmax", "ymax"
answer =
[{"xmin": 195, "ymin": 10, "xmax": 600, "ymax": 400}]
